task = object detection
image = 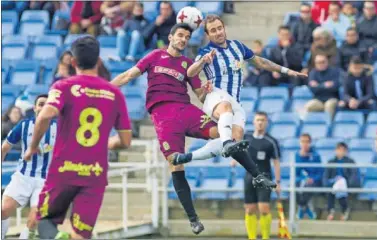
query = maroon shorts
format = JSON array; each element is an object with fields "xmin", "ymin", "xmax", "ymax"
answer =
[
  {"xmin": 37, "ymin": 179, "xmax": 105, "ymax": 239},
  {"xmin": 150, "ymin": 102, "xmax": 217, "ymax": 158}
]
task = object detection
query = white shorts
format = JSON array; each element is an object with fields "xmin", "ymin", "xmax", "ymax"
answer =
[
  {"xmin": 203, "ymin": 88, "xmax": 246, "ymax": 129},
  {"xmin": 3, "ymin": 171, "xmax": 45, "ymax": 208}
]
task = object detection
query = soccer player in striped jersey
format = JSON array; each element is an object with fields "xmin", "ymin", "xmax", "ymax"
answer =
[
  {"xmin": 1, "ymin": 94, "xmax": 57, "ymax": 239},
  {"xmin": 175, "ymin": 15, "xmax": 306, "ymax": 185}
]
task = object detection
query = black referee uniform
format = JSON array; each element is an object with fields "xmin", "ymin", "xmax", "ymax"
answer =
[{"xmin": 244, "ymin": 132, "xmax": 281, "ymax": 204}]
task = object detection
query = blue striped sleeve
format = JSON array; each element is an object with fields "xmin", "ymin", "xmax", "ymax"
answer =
[
  {"xmin": 6, "ymin": 121, "xmax": 23, "ymax": 145},
  {"xmin": 235, "ymin": 40, "xmax": 255, "ymax": 60},
  {"xmin": 195, "ymin": 47, "xmax": 211, "ymax": 62}
]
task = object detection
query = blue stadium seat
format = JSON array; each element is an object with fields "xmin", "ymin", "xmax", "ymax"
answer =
[
  {"xmin": 41, "ymin": 59, "xmax": 58, "ymax": 85},
  {"xmin": 4, "ymin": 150, "xmax": 21, "ymax": 161},
  {"xmin": 281, "ymin": 149, "xmax": 297, "ymax": 163},
  {"xmin": 172, "ymin": 1, "xmax": 192, "ymax": 12},
  {"xmin": 126, "ymin": 97, "xmax": 146, "ymax": 121},
  {"xmin": 196, "ymin": 178, "xmax": 229, "ymax": 200},
  {"xmin": 228, "ymin": 178, "xmax": 244, "ymax": 200},
  {"xmin": 51, "ymin": 10, "xmax": 70, "ymax": 32},
  {"xmin": 24, "ymin": 84, "xmax": 50, "ymax": 103},
  {"xmin": 280, "ymin": 138, "xmax": 300, "ymax": 162},
  {"xmin": 202, "ymin": 166, "xmax": 232, "ymax": 179},
  {"xmin": 271, "ymin": 179, "xmax": 289, "ymax": 200},
  {"xmin": 2, "ymin": 35, "xmax": 29, "ymax": 60},
  {"xmin": 367, "ymin": 112, "xmax": 377, "ymax": 123},
  {"xmin": 271, "ymin": 112, "xmax": 300, "ymax": 125},
  {"xmin": 9, "ymin": 60, "xmax": 40, "ymax": 85},
  {"xmin": 104, "ymin": 60, "xmax": 134, "ymax": 80},
  {"xmin": 349, "ymin": 138, "xmax": 374, "ymax": 151},
  {"xmin": 142, "ymin": 1, "xmax": 159, "ymax": 21},
  {"xmin": 188, "ymin": 25, "xmax": 204, "ymax": 47},
  {"xmin": 300, "ymin": 112, "xmax": 331, "ymax": 139},
  {"xmin": 257, "ymin": 99, "xmax": 287, "ymax": 114},
  {"xmin": 241, "ymin": 100, "xmax": 256, "ymax": 117},
  {"xmin": 122, "ymin": 85, "xmax": 144, "ymax": 98},
  {"xmin": 245, "ymin": 124, "xmax": 254, "ymax": 133},
  {"xmin": 97, "ymin": 35, "xmax": 118, "ymax": 60},
  {"xmin": 168, "ymin": 177, "xmax": 198, "ymax": 200},
  {"xmin": 315, "ymin": 138, "xmax": 345, "ymax": 150},
  {"xmin": 2, "ymin": 10, "xmax": 18, "ymax": 35},
  {"xmin": 349, "ymin": 150, "xmax": 375, "ymax": 166},
  {"xmin": 240, "ymin": 87, "xmax": 258, "ymax": 101},
  {"xmin": 260, "ymin": 86, "xmax": 289, "ymax": 100},
  {"xmin": 19, "ymin": 10, "xmax": 50, "ymax": 36},
  {"xmin": 292, "ymin": 86, "xmax": 313, "ymax": 99},
  {"xmin": 135, "ymin": 73, "xmax": 148, "ymax": 89},
  {"xmin": 364, "ymin": 112, "xmax": 377, "ymax": 138},
  {"xmin": 331, "ymin": 123, "xmax": 361, "ymax": 138},
  {"xmin": 31, "ymin": 35, "xmax": 62, "ymax": 60},
  {"xmin": 2, "ymin": 96, "xmax": 16, "ymax": 114},
  {"xmin": 290, "ymin": 98, "xmax": 310, "ymax": 112},
  {"xmin": 2, "ymin": 61, "xmax": 11, "ymax": 83},
  {"xmin": 2, "ymin": 84, "xmax": 23, "ymax": 97},
  {"xmin": 365, "ymin": 167, "xmax": 377, "ymax": 180},
  {"xmin": 283, "ymin": 12, "xmax": 300, "ymax": 26},
  {"xmin": 194, "ymin": 2, "xmax": 224, "ymax": 15},
  {"xmin": 64, "ymin": 34, "xmax": 90, "ymax": 48},
  {"xmin": 269, "ymin": 123, "xmax": 298, "ymax": 140},
  {"xmin": 358, "ymin": 180, "xmax": 377, "ymax": 201},
  {"xmin": 303, "ymin": 112, "xmax": 331, "ymax": 124},
  {"xmin": 334, "ymin": 111, "xmax": 364, "ymax": 125}
]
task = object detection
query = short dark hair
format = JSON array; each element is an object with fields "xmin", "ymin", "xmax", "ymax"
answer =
[
  {"xmin": 329, "ymin": 1, "xmax": 341, "ymax": 8},
  {"xmin": 170, "ymin": 23, "xmax": 193, "ymax": 35},
  {"xmin": 350, "ymin": 56, "xmax": 364, "ymax": 65},
  {"xmin": 336, "ymin": 142, "xmax": 348, "ymax": 150},
  {"xmin": 71, "ymin": 36, "xmax": 100, "ymax": 70},
  {"xmin": 300, "ymin": 133, "xmax": 312, "ymax": 142},
  {"xmin": 255, "ymin": 111, "xmax": 268, "ymax": 118},
  {"xmin": 160, "ymin": 1, "xmax": 172, "ymax": 8},
  {"xmin": 300, "ymin": 2, "xmax": 312, "ymax": 8},
  {"xmin": 278, "ymin": 25, "xmax": 290, "ymax": 32},
  {"xmin": 204, "ymin": 14, "xmax": 224, "ymax": 34},
  {"xmin": 346, "ymin": 27, "xmax": 357, "ymax": 33},
  {"xmin": 35, "ymin": 94, "xmax": 48, "ymax": 105},
  {"xmin": 135, "ymin": 2, "xmax": 143, "ymax": 8}
]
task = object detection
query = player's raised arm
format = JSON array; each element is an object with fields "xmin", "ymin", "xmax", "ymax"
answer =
[
  {"xmin": 111, "ymin": 66, "xmax": 142, "ymax": 87},
  {"xmin": 187, "ymin": 49, "xmax": 216, "ymax": 78},
  {"xmin": 193, "ymin": 81, "xmax": 213, "ymax": 103},
  {"xmin": 250, "ymin": 56, "xmax": 308, "ymax": 78},
  {"xmin": 1, "ymin": 121, "xmax": 23, "ymax": 161}
]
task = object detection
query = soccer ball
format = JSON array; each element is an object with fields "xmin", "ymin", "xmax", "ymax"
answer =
[{"xmin": 176, "ymin": 6, "xmax": 203, "ymax": 31}]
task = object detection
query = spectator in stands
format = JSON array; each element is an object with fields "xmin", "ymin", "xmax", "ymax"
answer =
[
  {"xmin": 116, "ymin": 2, "xmax": 149, "ymax": 62},
  {"xmin": 342, "ymin": 2, "xmax": 357, "ymax": 26},
  {"xmin": 99, "ymin": 1, "xmax": 134, "ymax": 36},
  {"xmin": 1, "ymin": 106, "xmax": 23, "ymax": 149},
  {"xmin": 144, "ymin": 1, "xmax": 176, "ymax": 49},
  {"xmin": 323, "ymin": 2, "xmax": 352, "ymax": 47},
  {"xmin": 311, "ymin": 1, "xmax": 332, "ymax": 25},
  {"xmin": 338, "ymin": 28, "xmax": 370, "ymax": 71},
  {"xmin": 308, "ymin": 27, "xmax": 338, "ymax": 70},
  {"xmin": 305, "ymin": 54, "xmax": 340, "ymax": 118},
  {"xmin": 295, "ymin": 133, "xmax": 322, "ymax": 220},
  {"xmin": 323, "ymin": 142, "xmax": 360, "ymax": 221},
  {"xmin": 53, "ymin": 51, "xmax": 75, "ymax": 83},
  {"xmin": 243, "ymin": 40, "xmax": 272, "ymax": 87},
  {"xmin": 338, "ymin": 56, "xmax": 376, "ymax": 111},
  {"xmin": 70, "ymin": 1, "xmax": 103, "ymax": 36},
  {"xmin": 356, "ymin": 1, "xmax": 377, "ymax": 50},
  {"xmin": 268, "ymin": 25, "xmax": 305, "ymax": 87},
  {"xmin": 291, "ymin": 3, "xmax": 319, "ymax": 53}
]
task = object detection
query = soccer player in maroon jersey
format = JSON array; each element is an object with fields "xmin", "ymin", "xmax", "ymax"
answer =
[
  {"xmin": 111, "ymin": 23, "xmax": 276, "ymax": 234},
  {"xmin": 24, "ymin": 36, "xmax": 132, "ymax": 239}
]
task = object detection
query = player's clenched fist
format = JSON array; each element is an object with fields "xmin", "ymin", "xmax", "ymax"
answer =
[
  {"xmin": 24, "ymin": 147, "xmax": 40, "ymax": 161},
  {"xmin": 201, "ymin": 49, "xmax": 216, "ymax": 64}
]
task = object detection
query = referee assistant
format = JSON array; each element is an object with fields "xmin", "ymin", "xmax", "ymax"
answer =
[{"xmin": 232, "ymin": 111, "xmax": 281, "ymax": 240}]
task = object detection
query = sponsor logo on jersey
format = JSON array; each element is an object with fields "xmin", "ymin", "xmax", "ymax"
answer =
[
  {"xmin": 154, "ymin": 66, "xmax": 185, "ymax": 81},
  {"xmin": 70, "ymin": 85, "xmax": 115, "ymax": 100}
]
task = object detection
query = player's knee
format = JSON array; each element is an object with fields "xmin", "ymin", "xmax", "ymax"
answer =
[
  {"xmin": 213, "ymin": 102, "xmax": 232, "ymax": 118},
  {"xmin": 259, "ymin": 204, "xmax": 271, "ymax": 214},
  {"xmin": 167, "ymin": 156, "xmax": 185, "ymax": 172},
  {"xmin": 1, "ymin": 202, "xmax": 16, "ymax": 219},
  {"xmin": 209, "ymin": 126, "xmax": 220, "ymax": 139},
  {"xmin": 244, "ymin": 204, "xmax": 257, "ymax": 215},
  {"xmin": 1, "ymin": 208, "xmax": 10, "ymax": 220}
]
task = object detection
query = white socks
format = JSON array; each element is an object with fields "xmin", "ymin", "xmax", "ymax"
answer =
[
  {"xmin": 218, "ymin": 112, "xmax": 233, "ymax": 143},
  {"xmin": 19, "ymin": 227, "xmax": 30, "ymax": 239},
  {"xmin": 2, "ymin": 219, "xmax": 10, "ymax": 239},
  {"xmin": 192, "ymin": 138, "xmax": 222, "ymax": 160}
]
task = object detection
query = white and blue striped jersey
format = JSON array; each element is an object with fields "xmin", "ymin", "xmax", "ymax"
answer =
[
  {"xmin": 6, "ymin": 118, "xmax": 57, "ymax": 179},
  {"xmin": 196, "ymin": 40, "xmax": 255, "ymax": 102}
]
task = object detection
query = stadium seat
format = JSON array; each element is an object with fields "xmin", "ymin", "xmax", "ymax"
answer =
[
  {"xmin": 303, "ymin": 112, "xmax": 331, "ymax": 124},
  {"xmin": 292, "ymin": 86, "xmax": 313, "ymax": 100},
  {"xmin": 2, "ymin": 96, "xmax": 16, "ymax": 114},
  {"xmin": 4, "ymin": 150, "xmax": 21, "ymax": 161},
  {"xmin": 64, "ymin": 34, "xmax": 90, "ymax": 48},
  {"xmin": 172, "ymin": 1, "xmax": 192, "ymax": 12},
  {"xmin": 104, "ymin": 60, "xmax": 135, "ymax": 80},
  {"xmin": 365, "ymin": 167, "xmax": 377, "ymax": 180},
  {"xmin": 245, "ymin": 124, "xmax": 254, "ymax": 133},
  {"xmin": 358, "ymin": 180, "xmax": 377, "ymax": 201},
  {"xmin": 188, "ymin": 25, "xmax": 204, "ymax": 47},
  {"xmin": 299, "ymin": 112, "xmax": 331, "ymax": 139},
  {"xmin": 315, "ymin": 138, "xmax": 345, "ymax": 149},
  {"xmin": 51, "ymin": 10, "xmax": 70, "ymax": 31},
  {"xmin": 24, "ymin": 84, "xmax": 50, "ymax": 103},
  {"xmin": 241, "ymin": 100, "xmax": 256, "ymax": 117},
  {"xmin": 122, "ymin": 85, "xmax": 144, "ymax": 98},
  {"xmin": 260, "ymin": 86, "xmax": 289, "ymax": 100},
  {"xmin": 141, "ymin": 1, "xmax": 159, "ymax": 21},
  {"xmin": 2, "ymin": 84, "xmax": 23, "ymax": 97},
  {"xmin": 194, "ymin": 2, "xmax": 224, "ymax": 15},
  {"xmin": 257, "ymin": 99, "xmax": 287, "ymax": 114},
  {"xmin": 168, "ymin": 177, "xmax": 198, "ymax": 200},
  {"xmin": 364, "ymin": 112, "xmax": 377, "ymax": 138},
  {"xmin": 290, "ymin": 98, "xmax": 310, "ymax": 112},
  {"xmin": 349, "ymin": 150, "xmax": 375, "ymax": 166},
  {"xmin": 280, "ymin": 138, "xmax": 300, "ymax": 162},
  {"xmin": 271, "ymin": 112, "xmax": 300, "ymax": 125},
  {"xmin": 97, "ymin": 35, "xmax": 118, "ymax": 60},
  {"xmin": 334, "ymin": 111, "xmax": 364, "ymax": 125},
  {"xmin": 331, "ymin": 123, "xmax": 361, "ymax": 138},
  {"xmin": 2, "ymin": 35, "xmax": 29, "ymax": 60},
  {"xmin": 283, "ymin": 12, "xmax": 300, "ymax": 26},
  {"xmin": 41, "ymin": 59, "xmax": 58, "ymax": 85},
  {"xmin": 30, "ymin": 35, "xmax": 62, "ymax": 60},
  {"xmin": 269, "ymin": 123, "xmax": 298, "ymax": 140},
  {"xmin": 135, "ymin": 73, "xmax": 148, "ymax": 89},
  {"xmin": 240, "ymin": 87, "xmax": 258, "ymax": 101},
  {"xmin": 349, "ymin": 139, "xmax": 374, "ymax": 151},
  {"xmin": 2, "ymin": 10, "xmax": 18, "ymax": 35},
  {"xmin": 126, "ymin": 97, "xmax": 146, "ymax": 121},
  {"xmin": 2, "ymin": 61, "xmax": 11, "ymax": 83},
  {"xmin": 9, "ymin": 60, "xmax": 40, "ymax": 85},
  {"xmin": 271, "ymin": 179, "xmax": 289, "ymax": 200},
  {"xmin": 228, "ymin": 178, "xmax": 244, "ymax": 200},
  {"xmin": 19, "ymin": 10, "xmax": 50, "ymax": 36}
]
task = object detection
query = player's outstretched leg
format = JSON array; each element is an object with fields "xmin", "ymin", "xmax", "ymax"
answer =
[{"xmin": 168, "ymin": 158, "xmax": 204, "ymax": 235}]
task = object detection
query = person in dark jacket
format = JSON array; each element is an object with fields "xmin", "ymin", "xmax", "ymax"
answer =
[
  {"xmin": 305, "ymin": 54, "xmax": 340, "ymax": 118},
  {"xmin": 295, "ymin": 133, "xmax": 323, "ymax": 220},
  {"xmin": 338, "ymin": 56, "xmax": 376, "ymax": 110},
  {"xmin": 356, "ymin": 1, "xmax": 377, "ymax": 49},
  {"xmin": 291, "ymin": 3, "xmax": 320, "ymax": 52},
  {"xmin": 268, "ymin": 25, "xmax": 305, "ymax": 86},
  {"xmin": 69, "ymin": 1, "xmax": 103, "ymax": 36},
  {"xmin": 338, "ymin": 28, "xmax": 369, "ymax": 71},
  {"xmin": 143, "ymin": 1, "xmax": 176, "ymax": 49},
  {"xmin": 323, "ymin": 142, "xmax": 360, "ymax": 221},
  {"xmin": 116, "ymin": 2, "xmax": 149, "ymax": 61}
]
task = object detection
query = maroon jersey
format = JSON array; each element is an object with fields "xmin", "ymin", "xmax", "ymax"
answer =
[
  {"xmin": 135, "ymin": 49, "xmax": 202, "ymax": 112},
  {"xmin": 46, "ymin": 75, "xmax": 131, "ymax": 186}
]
